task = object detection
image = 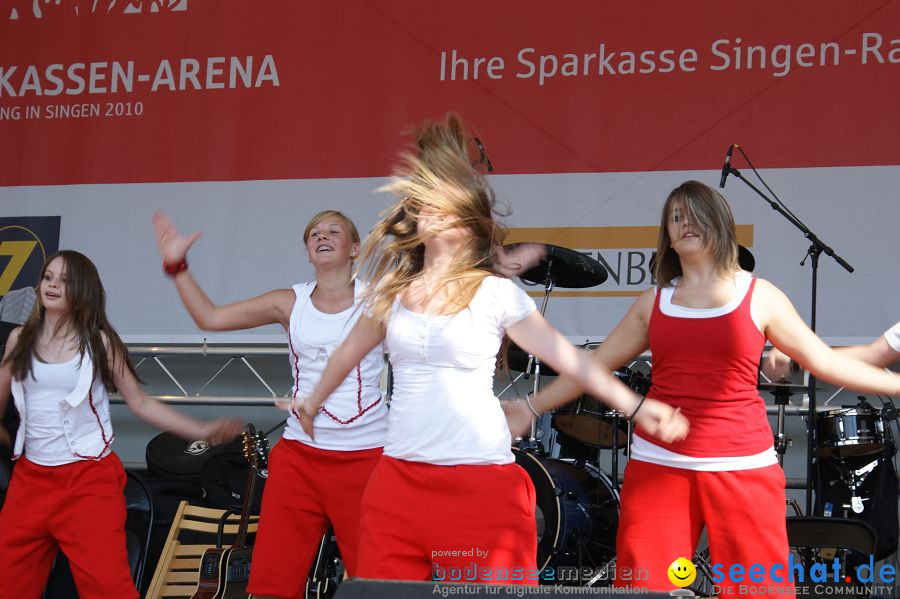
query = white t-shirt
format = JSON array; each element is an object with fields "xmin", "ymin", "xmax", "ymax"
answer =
[
  {"xmin": 884, "ymin": 321, "xmax": 900, "ymax": 353},
  {"xmin": 283, "ymin": 281, "xmax": 388, "ymax": 451},
  {"xmin": 383, "ymin": 276, "xmax": 536, "ymax": 465}
]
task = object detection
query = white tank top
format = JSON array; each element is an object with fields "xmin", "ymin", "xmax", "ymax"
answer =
[
  {"xmin": 282, "ymin": 281, "xmax": 388, "ymax": 451},
  {"xmin": 23, "ymin": 355, "xmax": 87, "ymax": 465}
]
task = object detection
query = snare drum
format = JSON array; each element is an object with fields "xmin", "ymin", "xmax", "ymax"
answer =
[
  {"xmin": 816, "ymin": 406, "xmax": 884, "ymax": 459},
  {"xmin": 513, "ymin": 449, "xmax": 618, "ymax": 579}
]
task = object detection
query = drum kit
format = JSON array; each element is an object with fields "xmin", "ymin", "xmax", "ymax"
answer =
[
  {"xmin": 502, "ymin": 242, "xmax": 642, "ymax": 585},
  {"xmin": 814, "ymin": 397, "xmax": 895, "ymax": 519},
  {"xmin": 501, "ymin": 242, "xmax": 898, "ymax": 587}
]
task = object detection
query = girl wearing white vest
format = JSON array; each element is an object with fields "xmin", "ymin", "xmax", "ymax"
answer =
[
  {"xmin": 0, "ymin": 250, "xmax": 241, "ymax": 599},
  {"xmin": 296, "ymin": 114, "xmax": 689, "ymax": 584},
  {"xmin": 153, "ymin": 210, "xmax": 387, "ymax": 599}
]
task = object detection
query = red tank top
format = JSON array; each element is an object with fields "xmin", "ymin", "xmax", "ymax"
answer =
[{"xmin": 643, "ymin": 277, "xmax": 772, "ymax": 457}]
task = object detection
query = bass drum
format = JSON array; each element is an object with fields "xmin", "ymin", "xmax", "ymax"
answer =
[{"xmin": 513, "ymin": 449, "xmax": 618, "ymax": 581}]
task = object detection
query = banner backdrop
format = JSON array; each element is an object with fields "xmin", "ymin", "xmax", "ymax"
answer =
[
  {"xmin": 0, "ymin": 216, "xmax": 60, "ymax": 298},
  {"xmin": 2, "ymin": 1, "xmax": 899, "ymax": 343}
]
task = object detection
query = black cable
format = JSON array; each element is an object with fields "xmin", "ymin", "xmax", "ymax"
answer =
[
  {"xmin": 263, "ymin": 419, "xmax": 287, "ymax": 438},
  {"xmin": 736, "ymin": 146, "xmax": 805, "ymax": 226}
]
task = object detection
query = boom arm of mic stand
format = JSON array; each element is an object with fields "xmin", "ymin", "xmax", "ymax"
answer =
[{"xmin": 727, "ymin": 167, "xmax": 854, "ymax": 273}]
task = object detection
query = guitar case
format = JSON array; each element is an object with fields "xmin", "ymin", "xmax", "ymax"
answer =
[
  {"xmin": 144, "ymin": 432, "xmax": 244, "ymax": 526},
  {"xmin": 146, "ymin": 431, "xmax": 244, "ymax": 478},
  {"xmin": 201, "ymin": 451, "xmax": 266, "ymax": 514}
]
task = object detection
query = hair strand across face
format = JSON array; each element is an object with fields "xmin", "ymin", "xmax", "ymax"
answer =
[{"xmin": 653, "ymin": 180, "xmax": 740, "ymax": 286}]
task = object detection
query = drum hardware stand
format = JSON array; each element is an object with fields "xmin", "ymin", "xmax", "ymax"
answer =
[
  {"xmin": 609, "ymin": 411, "xmax": 620, "ymax": 492},
  {"xmin": 722, "ymin": 145, "xmax": 854, "ymax": 515},
  {"xmin": 507, "ymin": 242, "xmax": 608, "ymax": 458},
  {"xmin": 584, "ymin": 556, "xmax": 616, "ymax": 587},
  {"xmin": 840, "ymin": 479, "xmax": 869, "ymax": 515},
  {"xmin": 520, "ymin": 265, "xmax": 555, "ymax": 451},
  {"xmin": 772, "ymin": 382, "xmax": 794, "ymax": 467},
  {"xmin": 832, "ymin": 457, "xmax": 878, "ymax": 515},
  {"xmin": 787, "ymin": 498, "xmax": 803, "ymax": 517}
]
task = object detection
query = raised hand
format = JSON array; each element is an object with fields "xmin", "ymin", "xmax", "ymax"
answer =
[
  {"xmin": 494, "ymin": 243, "xmax": 546, "ymax": 277},
  {"xmin": 153, "ymin": 211, "xmax": 203, "ymax": 264}
]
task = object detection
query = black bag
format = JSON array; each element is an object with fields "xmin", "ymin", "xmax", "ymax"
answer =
[
  {"xmin": 145, "ymin": 431, "xmax": 243, "ymax": 478},
  {"xmin": 816, "ymin": 442, "xmax": 898, "ymax": 560}
]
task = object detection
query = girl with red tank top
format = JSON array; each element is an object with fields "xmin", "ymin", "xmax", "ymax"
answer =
[{"xmin": 522, "ymin": 181, "xmax": 900, "ymax": 598}]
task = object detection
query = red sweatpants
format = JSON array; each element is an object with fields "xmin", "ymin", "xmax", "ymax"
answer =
[
  {"xmin": 0, "ymin": 454, "xmax": 137, "ymax": 599},
  {"xmin": 356, "ymin": 456, "xmax": 538, "ymax": 585},
  {"xmin": 246, "ymin": 440, "xmax": 382, "ymax": 598},
  {"xmin": 614, "ymin": 459, "xmax": 793, "ymax": 597}
]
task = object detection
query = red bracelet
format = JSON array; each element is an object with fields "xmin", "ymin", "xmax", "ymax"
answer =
[{"xmin": 162, "ymin": 258, "xmax": 188, "ymax": 276}]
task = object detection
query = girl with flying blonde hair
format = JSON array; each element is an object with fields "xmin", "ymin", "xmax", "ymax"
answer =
[{"xmin": 296, "ymin": 114, "xmax": 689, "ymax": 584}]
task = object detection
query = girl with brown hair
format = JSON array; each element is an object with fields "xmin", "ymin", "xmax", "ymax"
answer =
[
  {"xmin": 524, "ymin": 180, "xmax": 900, "ymax": 595},
  {"xmin": 0, "ymin": 250, "xmax": 240, "ymax": 598}
]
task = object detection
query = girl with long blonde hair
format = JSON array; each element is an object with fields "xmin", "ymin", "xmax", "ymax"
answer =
[
  {"xmin": 296, "ymin": 114, "xmax": 689, "ymax": 584},
  {"xmin": 153, "ymin": 208, "xmax": 389, "ymax": 599}
]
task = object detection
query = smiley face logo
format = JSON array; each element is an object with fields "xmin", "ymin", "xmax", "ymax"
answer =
[{"xmin": 667, "ymin": 557, "xmax": 696, "ymax": 587}]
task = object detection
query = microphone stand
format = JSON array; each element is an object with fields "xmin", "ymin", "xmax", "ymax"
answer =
[{"xmin": 724, "ymin": 162, "xmax": 854, "ymax": 515}]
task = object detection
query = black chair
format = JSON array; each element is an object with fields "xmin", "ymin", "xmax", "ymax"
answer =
[
  {"xmin": 0, "ymin": 320, "xmax": 19, "ymax": 488},
  {"xmin": 0, "ymin": 460, "xmax": 9, "ymax": 509},
  {"xmin": 124, "ymin": 470, "xmax": 154, "ymax": 594},
  {"xmin": 42, "ymin": 470, "xmax": 154, "ymax": 598},
  {"xmin": 42, "ymin": 553, "xmax": 77, "ymax": 599},
  {"xmin": 786, "ymin": 516, "xmax": 878, "ymax": 599}
]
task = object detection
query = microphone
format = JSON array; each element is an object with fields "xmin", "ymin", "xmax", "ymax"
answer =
[{"xmin": 719, "ymin": 144, "xmax": 735, "ymax": 188}]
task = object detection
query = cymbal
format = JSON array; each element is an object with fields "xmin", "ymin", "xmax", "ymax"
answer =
[
  {"xmin": 509, "ymin": 243, "xmax": 608, "ymax": 289},
  {"xmin": 648, "ymin": 245, "xmax": 755, "ymax": 272},
  {"xmin": 757, "ymin": 382, "xmax": 810, "ymax": 394},
  {"xmin": 738, "ymin": 245, "xmax": 755, "ymax": 272}
]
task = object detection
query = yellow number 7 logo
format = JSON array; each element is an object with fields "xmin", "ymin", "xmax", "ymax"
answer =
[{"xmin": 0, "ymin": 240, "xmax": 39, "ymax": 296}]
